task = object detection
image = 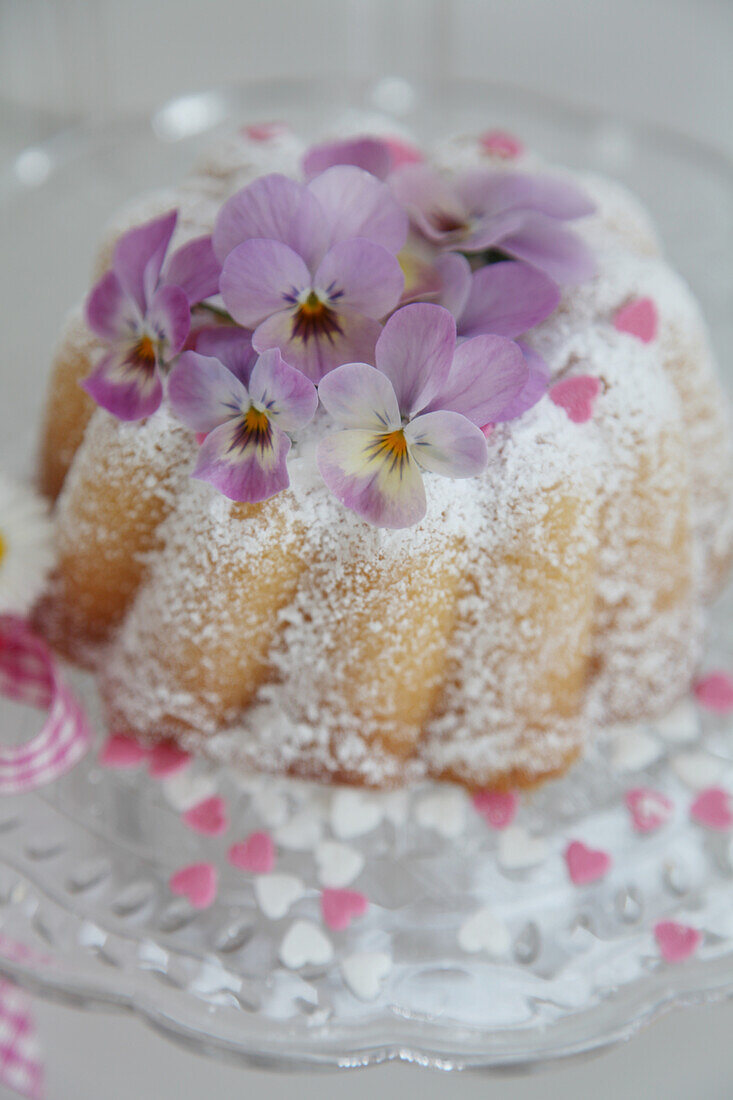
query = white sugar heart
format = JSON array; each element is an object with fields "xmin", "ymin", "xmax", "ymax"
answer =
[
  {"xmin": 672, "ymin": 752, "xmax": 723, "ymax": 790},
  {"xmin": 609, "ymin": 726, "xmax": 662, "ymax": 772},
  {"xmin": 415, "ymin": 787, "xmax": 468, "ymax": 838},
  {"xmin": 279, "ymin": 920, "xmax": 333, "ymax": 970},
  {"xmin": 497, "ymin": 826, "xmax": 548, "ymax": 871},
  {"xmin": 314, "ymin": 840, "xmax": 365, "ymax": 889},
  {"xmin": 653, "ymin": 699, "xmax": 699, "ymax": 744},
  {"xmin": 378, "ymin": 790, "xmax": 410, "ymax": 827},
  {"xmin": 330, "ymin": 790, "xmax": 384, "ymax": 839},
  {"xmin": 340, "ymin": 952, "xmax": 391, "ymax": 1001},
  {"xmin": 275, "ymin": 811, "xmax": 323, "ymax": 851},
  {"xmin": 249, "ymin": 785, "xmax": 289, "ymax": 828},
  {"xmin": 458, "ymin": 906, "xmax": 511, "ymax": 957},
  {"xmin": 254, "ymin": 873, "xmax": 305, "ymax": 920},
  {"xmin": 161, "ymin": 770, "xmax": 218, "ymax": 812}
]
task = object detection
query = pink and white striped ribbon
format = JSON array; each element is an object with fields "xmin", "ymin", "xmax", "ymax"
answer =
[{"xmin": 0, "ymin": 615, "xmax": 91, "ymax": 794}]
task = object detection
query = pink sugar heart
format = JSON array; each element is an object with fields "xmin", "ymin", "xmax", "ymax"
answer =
[
  {"xmin": 243, "ymin": 121, "xmax": 288, "ymax": 142},
  {"xmin": 479, "ymin": 129, "xmax": 524, "ymax": 160},
  {"xmin": 480, "ymin": 422, "xmax": 495, "ymax": 439},
  {"xmin": 694, "ymin": 671, "xmax": 733, "ymax": 714},
  {"xmin": 625, "ymin": 787, "xmax": 674, "ymax": 834},
  {"xmin": 690, "ymin": 787, "xmax": 733, "ymax": 831},
  {"xmin": 384, "ymin": 136, "xmax": 424, "ymax": 168},
  {"xmin": 195, "ymin": 432, "xmax": 208, "ymax": 446},
  {"xmin": 654, "ymin": 920, "xmax": 702, "ymax": 963},
  {"xmin": 182, "ymin": 795, "xmax": 228, "ymax": 837},
  {"xmin": 169, "ymin": 862, "xmax": 218, "ymax": 909},
  {"xmin": 613, "ymin": 297, "xmax": 658, "ymax": 343},
  {"xmin": 228, "ymin": 831, "xmax": 276, "ymax": 874},
  {"xmin": 321, "ymin": 888, "xmax": 369, "ymax": 931},
  {"xmin": 98, "ymin": 733, "xmax": 148, "ymax": 769},
  {"xmin": 147, "ymin": 740, "xmax": 190, "ymax": 779},
  {"xmin": 564, "ymin": 840, "xmax": 612, "ymax": 885},
  {"xmin": 472, "ymin": 789, "xmax": 518, "ymax": 830},
  {"xmin": 549, "ymin": 375, "xmax": 601, "ymax": 424}
]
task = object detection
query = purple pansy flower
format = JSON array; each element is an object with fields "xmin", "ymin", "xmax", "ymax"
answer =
[
  {"xmin": 436, "ymin": 252, "xmax": 558, "ymax": 419},
  {"xmin": 83, "ymin": 211, "xmax": 221, "ymax": 421},
  {"xmin": 317, "ymin": 303, "xmax": 527, "ymax": 529},
  {"xmin": 390, "ymin": 166, "xmax": 595, "ymax": 284},
  {"xmin": 215, "ymin": 170, "xmax": 408, "ymax": 382},
  {"xmin": 301, "ymin": 134, "xmax": 424, "ymax": 181},
  {"xmin": 168, "ymin": 347, "xmax": 318, "ymax": 503}
]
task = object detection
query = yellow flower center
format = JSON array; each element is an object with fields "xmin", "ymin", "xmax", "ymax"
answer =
[
  {"xmin": 243, "ymin": 406, "xmax": 270, "ymax": 436},
  {"xmin": 291, "ymin": 291, "xmax": 343, "ymax": 345},
  {"xmin": 0, "ymin": 529, "xmax": 5, "ymax": 567},
  {"xmin": 132, "ymin": 333, "xmax": 157, "ymax": 372},
  {"xmin": 364, "ymin": 429, "xmax": 410, "ymax": 474}
]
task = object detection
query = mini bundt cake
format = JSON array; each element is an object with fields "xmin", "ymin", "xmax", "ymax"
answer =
[{"xmin": 36, "ymin": 123, "xmax": 733, "ymax": 789}]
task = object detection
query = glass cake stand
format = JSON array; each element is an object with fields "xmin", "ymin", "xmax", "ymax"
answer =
[{"xmin": 1, "ymin": 77, "xmax": 733, "ymax": 1074}]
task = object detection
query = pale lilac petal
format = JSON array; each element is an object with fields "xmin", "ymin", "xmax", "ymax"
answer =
[
  {"xmin": 317, "ymin": 429, "xmax": 426, "ymax": 529},
  {"xmin": 375, "ymin": 303, "xmax": 456, "ymax": 416},
  {"xmin": 500, "ymin": 215, "xmax": 596, "ymax": 284},
  {"xmin": 435, "ymin": 253, "xmax": 472, "ymax": 319},
  {"xmin": 195, "ymin": 327, "xmax": 257, "ymax": 385},
  {"xmin": 308, "ymin": 166, "xmax": 408, "ymax": 254},
  {"xmin": 398, "ymin": 248, "xmax": 443, "ymax": 305},
  {"xmin": 213, "ymin": 174, "xmax": 329, "ymax": 268},
  {"xmin": 146, "ymin": 284, "xmax": 191, "ymax": 357},
  {"xmin": 164, "ymin": 236, "xmax": 221, "ymax": 304},
  {"xmin": 389, "ymin": 165, "xmax": 468, "ymax": 244},
  {"xmin": 168, "ymin": 351, "xmax": 248, "ymax": 433},
  {"xmin": 456, "ymin": 171, "xmax": 595, "ymax": 220},
  {"xmin": 318, "ymin": 363, "xmax": 401, "ymax": 431},
  {"xmin": 253, "ymin": 308, "xmax": 382, "ymax": 383},
  {"xmin": 303, "ymin": 137, "xmax": 392, "ymax": 181},
  {"xmin": 194, "ymin": 417, "xmax": 291, "ymax": 503},
  {"xmin": 82, "ymin": 347, "xmax": 163, "ymax": 421},
  {"xmin": 220, "ymin": 239, "xmax": 311, "ymax": 328},
  {"xmin": 458, "ymin": 261, "xmax": 560, "ymax": 338},
  {"xmin": 112, "ymin": 210, "xmax": 177, "ymax": 313},
  {"xmin": 248, "ymin": 348, "xmax": 318, "ymax": 431},
  {"xmin": 314, "ymin": 239, "xmax": 404, "ymax": 318},
  {"xmin": 425, "ymin": 335, "xmax": 527, "ymax": 426},
  {"xmin": 495, "ymin": 341, "xmax": 550, "ymax": 421},
  {"xmin": 85, "ymin": 270, "xmax": 140, "ymax": 341},
  {"xmin": 460, "ymin": 208, "xmax": 529, "ymax": 252},
  {"xmin": 405, "ymin": 410, "xmax": 488, "ymax": 477}
]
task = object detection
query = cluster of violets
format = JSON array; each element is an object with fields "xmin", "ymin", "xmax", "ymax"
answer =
[{"xmin": 83, "ymin": 133, "xmax": 595, "ymax": 528}]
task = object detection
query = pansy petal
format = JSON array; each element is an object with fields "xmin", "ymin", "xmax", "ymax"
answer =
[
  {"xmin": 253, "ymin": 308, "xmax": 382, "ymax": 383},
  {"xmin": 194, "ymin": 417, "xmax": 291, "ymax": 503},
  {"xmin": 317, "ymin": 429, "xmax": 426, "ymax": 529},
  {"xmin": 495, "ymin": 341, "xmax": 550, "ymax": 421},
  {"xmin": 195, "ymin": 327, "xmax": 257, "ymax": 385},
  {"xmin": 164, "ymin": 235, "xmax": 221, "ymax": 304},
  {"xmin": 248, "ymin": 348, "xmax": 318, "ymax": 431},
  {"xmin": 147, "ymin": 284, "xmax": 191, "ymax": 357},
  {"xmin": 459, "ymin": 208, "xmax": 530, "ymax": 252},
  {"xmin": 303, "ymin": 137, "xmax": 392, "ymax": 181},
  {"xmin": 168, "ymin": 351, "xmax": 248, "ymax": 433},
  {"xmin": 220, "ymin": 239, "xmax": 311, "ymax": 328},
  {"xmin": 213, "ymin": 174, "xmax": 329, "ymax": 268},
  {"xmin": 458, "ymin": 261, "xmax": 561, "ymax": 338},
  {"xmin": 389, "ymin": 165, "xmax": 468, "ymax": 244},
  {"xmin": 308, "ymin": 166, "xmax": 408, "ymax": 254},
  {"xmin": 315, "ymin": 239, "xmax": 404, "ymax": 319},
  {"xmin": 500, "ymin": 215, "xmax": 596, "ymax": 285},
  {"xmin": 85, "ymin": 270, "xmax": 140, "ymax": 341},
  {"xmin": 426, "ymin": 335, "xmax": 528, "ymax": 426},
  {"xmin": 398, "ymin": 248, "xmax": 443, "ymax": 305},
  {"xmin": 112, "ymin": 210, "xmax": 178, "ymax": 313},
  {"xmin": 375, "ymin": 303, "xmax": 456, "ymax": 416},
  {"xmin": 82, "ymin": 347, "xmax": 163, "ymax": 422},
  {"xmin": 456, "ymin": 170, "xmax": 595, "ymax": 220},
  {"xmin": 318, "ymin": 363, "xmax": 401, "ymax": 431},
  {"xmin": 435, "ymin": 253, "xmax": 472, "ymax": 320},
  {"xmin": 405, "ymin": 410, "xmax": 488, "ymax": 477}
]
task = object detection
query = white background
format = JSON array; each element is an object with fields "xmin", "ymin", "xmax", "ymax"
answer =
[{"xmin": 1, "ymin": 0, "xmax": 732, "ymax": 1096}]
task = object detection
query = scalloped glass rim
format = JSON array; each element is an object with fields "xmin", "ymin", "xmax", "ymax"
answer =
[{"xmin": 0, "ymin": 76, "xmax": 732, "ymax": 1074}]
